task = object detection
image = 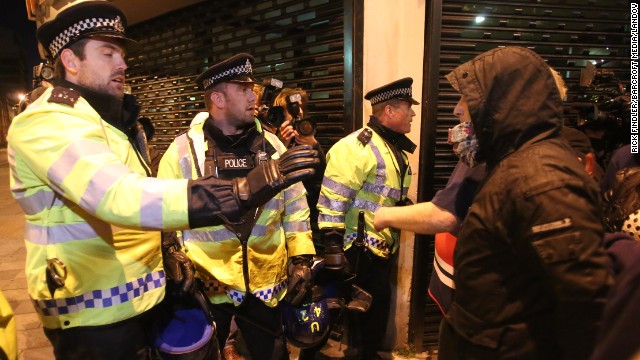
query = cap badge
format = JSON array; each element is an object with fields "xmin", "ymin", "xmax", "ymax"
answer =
[{"xmin": 113, "ymin": 16, "xmax": 124, "ymax": 33}]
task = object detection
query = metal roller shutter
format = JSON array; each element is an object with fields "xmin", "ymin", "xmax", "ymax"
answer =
[{"xmin": 124, "ymin": 0, "xmax": 355, "ymax": 153}]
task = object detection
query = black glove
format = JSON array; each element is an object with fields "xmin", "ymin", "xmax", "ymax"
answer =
[
  {"xmin": 188, "ymin": 176, "xmax": 243, "ymax": 228},
  {"xmin": 321, "ymin": 228, "xmax": 347, "ymax": 271},
  {"xmin": 285, "ymin": 255, "xmax": 314, "ymax": 306},
  {"xmin": 187, "ymin": 146, "xmax": 318, "ymax": 228},
  {"xmin": 234, "ymin": 145, "xmax": 320, "ymax": 209},
  {"xmin": 161, "ymin": 232, "xmax": 196, "ymax": 295},
  {"xmin": 346, "ymin": 284, "xmax": 373, "ymax": 313}
]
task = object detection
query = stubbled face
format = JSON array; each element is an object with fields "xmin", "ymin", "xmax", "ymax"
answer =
[
  {"xmin": 385, "ymin": 100, "xmax": 416, "ymax": 134},
  {"xmin": 222, "ymin": 82, "xmax": 257, "ymax": 128},
  {"xmin": 73, "ymin": 37, "xmax": 127, "ymax": 98}
]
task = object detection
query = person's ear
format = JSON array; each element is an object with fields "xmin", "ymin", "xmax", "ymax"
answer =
[
  {"xmin": 59, "ymin": 49, "xmax": 78, "ymax": 75},
  {"xmin": 211, "ymin": 91, "xmax": 225, "ymax": 107},
  {"xmin": 385, "ymin": 104, "xmax": 395, "ymax": 118}
]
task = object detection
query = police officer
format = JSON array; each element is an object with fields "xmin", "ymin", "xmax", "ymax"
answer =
[
  {"xmin": 317, "ymin": 78, "xmax": 418, "ymax": 359},
  {"xmin": 7, "ymin": 2, "xmax": 318, "ymax": 359},
  {"xmin": 157, "ymin": 53, "xmax": 317, "ymax": 360}
]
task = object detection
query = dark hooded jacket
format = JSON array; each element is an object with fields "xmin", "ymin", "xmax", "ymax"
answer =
[{"xmin": 441, "ymin": 47, "xmax": 612, "ymax": 359}]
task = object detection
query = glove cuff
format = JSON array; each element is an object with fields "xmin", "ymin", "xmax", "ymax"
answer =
[
  {"xmin": 188, "ymin": 176, "xmax": 243, "ymax": 228},
  {"xmin": 321, "ymin": 228, "xmax": 345, "ymax": 270},
  {"xmin": 289, "ymin": 254, "xmax": 314, "ymax": 267},
  {"xmin": 239, "ymin": 160, "xmax": 285, "ymax": 209}
]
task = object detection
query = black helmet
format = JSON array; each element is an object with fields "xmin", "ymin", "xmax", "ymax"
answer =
[
  {"xmin": 282, "ymin": 259, "xmax": 346, "ymax": 349},
  {"xmin": 281, "ymin": 297, "xmax": 332, "ymax": 349}
]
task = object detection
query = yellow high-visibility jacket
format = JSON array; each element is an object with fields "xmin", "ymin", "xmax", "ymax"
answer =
[
  {"xmin": 0, "ymin": 290, "xmax": 17, "ymax": 360},
  {"xmin": 318, "ymin": 126, "xmax": 412, "ymax": 258},
  {"xmin": 157, "ymin": 113, "xmax": 315, "ymax": 307},
  {"xmin": 7, "ymin": 87, "xmax": 193, "ymax": 330}
]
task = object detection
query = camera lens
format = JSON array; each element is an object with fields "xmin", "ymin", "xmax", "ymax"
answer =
[
  {"xmin": 266, "ymin": 106, "xmax": 285, "ymax": 128},
  {"xmin": 294, "ymin": 118, "xmax": 316, "ymax": 136}
]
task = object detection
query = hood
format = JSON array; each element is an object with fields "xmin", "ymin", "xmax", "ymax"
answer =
[{"xmin": 445, "ymin": 46, "xmax": 564, "ymax": 166}]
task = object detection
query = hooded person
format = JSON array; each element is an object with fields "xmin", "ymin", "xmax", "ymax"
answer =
[{"xmin": 438, "ymin": 46, "xmax": 612, "ymax": 359}]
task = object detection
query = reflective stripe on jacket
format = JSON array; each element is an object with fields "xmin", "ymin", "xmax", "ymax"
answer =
[
  {"xmin": 317, "ymin": 126, "xmax": 412, "ymax": 258},
  {"xmin": 157, "ymin": 113, "xmax": 315, "ymax": 307},
  {"xmin": 7, "ymin": 87, "xmax": 192, "ymax": 329}
]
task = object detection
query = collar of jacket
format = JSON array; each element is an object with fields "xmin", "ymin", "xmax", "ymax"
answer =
[
  {"xmin": 203, "ymin": 117, "xmax": 276, "ymax": 156},
  {"xmin": 367, "ymin": 115, "xmax": 417, "ymax": 154},
  {"xmin": 55, "ymin": 79, "xmax": 140, "ymax": 135}
]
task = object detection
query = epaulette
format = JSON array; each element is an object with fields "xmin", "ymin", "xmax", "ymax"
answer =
[
  {"xmin": 357, "ymin": 128, "xmax": 372, "ymax": 145},
  {"xmin": 48, "ymin": 87, "xmax": 80, "ymax": 107}
]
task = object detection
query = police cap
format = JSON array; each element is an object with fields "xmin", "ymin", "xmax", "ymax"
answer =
[
  {"xmin": 37, "ymin": 1, "xmax": 136, "ymax": 59},
  {"xmin": 195, "ymin": 53, "xmax": 258, "ymax": 91},
  {"xmin": 364, "ymin": 77, "xmax": 420, "ymax": 106}
]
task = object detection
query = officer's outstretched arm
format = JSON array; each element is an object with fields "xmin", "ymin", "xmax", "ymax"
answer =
[{"xmin": 188, "ymin": 145, "xmax": 319, "ymax": 228}]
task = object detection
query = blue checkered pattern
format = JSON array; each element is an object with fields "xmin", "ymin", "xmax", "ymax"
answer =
[
  {"xmin": 203, "ymin": 278, "xmax": 287, "ymax": 305},
  {"xmin": 203, "ymin": 279, "xmax": 227, "ymax": 295},
  {"xmin": 254, "ymin": 279, "xmax": 287, "ymax": 301},
  {"xmin": 32, "ymin": 271, "xmax": 165, "ymax": 316},
  {"xmin": 227, "ymin": 289, "xmax": 245, "ymax": 304},
  {"xmin": 345, "ymin": 233, "xmax": 389, "ymax": 253}
]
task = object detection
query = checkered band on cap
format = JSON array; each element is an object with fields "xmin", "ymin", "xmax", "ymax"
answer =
[
  {"xmin": 364, "ymin": 77, "xmax": 419, "ymax": 106},
  {"xmin": 369, "ymin": 87, "xmax": 413, "ymax": 106},
  {"xmin": 48, "ymin": 15, "xmax": 125, "ymax": 57},
  {"xmin": 201, "ymin": 59, "xmax": 253, "ymax": 90}
]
